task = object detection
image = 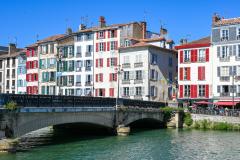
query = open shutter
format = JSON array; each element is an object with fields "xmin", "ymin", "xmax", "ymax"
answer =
[
  {"xmin": 104, "ymin": 42, "xmax": 106, "ymax": 51},
  {"xmin": 96, "ymin": 32, "xmax": 99, "ymax": 39},
  {"xmin": 115, "ymin": 41, "xmax": 118, "ymax": 50},
  {"xmin": 100, "ymin": 59, "xmax": 103, "ymax": 67},
  {"xmin": 96, "ymin": 74, "xmax": 98, "ymax": 82},
  {"xmin": 187, "ymin": 68, "xmax": 191, "ymax": 80},
  {"xmin": 179, "ymin": 85, "xmax": 183, "ymax": 98},
  {"xmin": 96, "ymin": 59, "xmax": 99, "ymax": 68},
  {"xmin": 217, "ymin": 47, "xmax": 220, "ymax": 57},
  {"xmin": 205, "ymin": 85, "xmax": 209, "ymax": 98},
  {"xmin": 202, "ymin": 67, "xmax": 205, "ymax": 80},
  {"xmin": 205, "ymin": 48, "xmax": 209, "ymax": 62},
  {"xmin": 108, "ymin": 30, "xmax": 110, "ymax": 38},
  {"xmin": 180, "ymin": 68, "xmax": 183, "ymax": 80},
  {"xmin": 107, "ymin": 42, "xmax": 110, "ymax": 51},
  {"xmin": 180, "ymin": 50, "xmax": 183, "ymax": 63},
  {"xmin": 191, "ymin": 50, "xmax": 195, "ymax": 62},
  {"xmin": 109, "ymin": 73, "xmax": 112, "ymax": 81},
  {"xmin": 198, "ymin": 67, "xmax": 201, "ymax": 80},
  {"xmin": 114, "ymin": 58, "xmax": 117, "ymax": 66},
  {"xmin": 114, "ymin": 30, "xmax": 117, "ymax": 37},
  {"xmin": 96, "ymin": 43, "xmax": 99, "ymax": 52},
  {"xmin": 107, "ymin": 58, "xmax": 110, "ymax": 67},
  {"xmin": 115, "ymin": 73, "xmax": 117, "ymax": 81}
]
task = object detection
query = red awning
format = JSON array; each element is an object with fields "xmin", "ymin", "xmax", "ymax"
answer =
[
  {"xmin": 194, "ymin": 101, "xmax": 212, "ymax": 105},
  {"xmin": 214, "ymin": 101, "xmax": 238, "ymax": 106}
]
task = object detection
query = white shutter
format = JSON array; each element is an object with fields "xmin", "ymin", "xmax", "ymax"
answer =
[
  {"xmin": 142, "ymin": 70, "xmax": 145, "ymax": 79},
  {"xmin": 130, "ymin": 87, "xmax": 134, "ymax": 96},
  {"xmin": 141, "ymin": 86, "xmax": 145, "ymax": 96},
  {"xmin": 130, "ymin": 71, "xmax": 134, "ymax": 80}
]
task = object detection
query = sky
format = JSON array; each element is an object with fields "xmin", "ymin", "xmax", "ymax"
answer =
[{"xmin": 0, "ymin": 0, "xmax": 240, "ymax": 48}]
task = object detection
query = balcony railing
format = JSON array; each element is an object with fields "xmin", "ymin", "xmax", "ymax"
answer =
[
  {"xmin": 220, "ymin": 76, "xmax": 230, "ymax": 81},
  {"xmin": 76, "ymin": 53, "xmax": 82, "ymax": 58},
  {"xmin": 85, "ymin": 52, "xmax": 91, "ymax": 57},
  {"xmin": 85, "ymin": 67, "xmax": 91, "ymax": 71},
  {"xmin": 67, "ymin": 82, "xmax": 74, "ymax": 87},
  {"xmin": 220, "ymin": 37, "xmax": 229, "ymax": 41},
  {"xmin": 134, "ymin": 79, "xmax": 143, "ymax": 84},
  {"xmin": 122, "ymin": 79, "xmax": 130, "ymax": 84},
  {"xmin": 134, "ymin": 95, "xmax": 143, "ymax": 100},
  {"xmin": 85, "ymin": 81, "xmax": 92, "ymax": 86},
  {"xmin": 220, "ymin": 92, "xmax": 230, "ymax": 97},
  {"xmin": 122, "ymin": 63, "xmax": 131, "ymax": 68},
  {"xmin": 134, "ymin": 62, "xmax": 143, "ymax": 68},
  {"xmin": 219, "ymin": 56, "xmax": 230, "ymax": 62},
  {"xmin": 76, "ymin": 82, "xmax": 81, "ymax": 86}
]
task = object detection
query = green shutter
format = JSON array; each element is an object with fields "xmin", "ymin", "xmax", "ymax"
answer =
[
  {"xmin": 42, "ymin": 72, "xmax": 45, "ymax": 82},
  {"xmin": 39, "ymin": 59, "xmax": 42, "ymax": 69},
  {"xmin": 46, "ymin": 72, "xmax": 49, "ymax": 82}
]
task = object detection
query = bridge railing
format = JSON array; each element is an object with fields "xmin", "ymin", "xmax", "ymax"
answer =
[
  {"xmin": 191, "ymin": 109, "xmax": 240, "ymax": 117},
  {"xmin": 0, "ymin": 94, "xmax": 165, "ymax": 109}
]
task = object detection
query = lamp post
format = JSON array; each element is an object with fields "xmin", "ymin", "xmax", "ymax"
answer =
[
  {"xmin": 56, "ymin": 47, "xmax": 63, "ymax": 95},
  {"xmin": 115, "ymin": 65, "xmax": 123, "ymax": 109}
]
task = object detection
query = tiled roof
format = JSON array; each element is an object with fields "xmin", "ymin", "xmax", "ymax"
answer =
[
  {"xmin": 214, "ymin": 17, "xmax": 240, "ymax": 26},
  {"xmin": 37, "ymin": 34, "xmax": 66, "ymax": 44},
  {"xmin": 141, "ymin": 37, "xmax": 166, "ymax": 42},
  {"xmin": 187, "ymin": 36, "xmax": 210, "ymax": 45},
  {"xmin": 175, "ymin": 36, "xmax": 210, "ymax": 50}
]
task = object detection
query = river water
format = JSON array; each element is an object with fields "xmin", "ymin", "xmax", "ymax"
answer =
[{"xmin": 1, "ymin": 128, "xmax": 240, "ymax": 160}]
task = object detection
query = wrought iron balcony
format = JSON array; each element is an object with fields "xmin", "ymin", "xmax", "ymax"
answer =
[
  {"xmin": 122, "ymin": 63, "xmax": 131, "ymax": 68},
  {"xmin": 122, "ymin": 79, "xmax": 130, "ymax": 84},
  {"xmin": 85, "ymin": 52, "xmax": 91, "ymax": 57},
  {"xmin": 134, "ymin": 62, "xmax": 143, "ymax": 68},
  {"xmin": 85, "ymin": 81, "xmax": 92, "ymax": 86},
  {"xmin": 134, "ymin": 79, "xmax": 143, "ymax": 84},
  {"xmin": 220, "ymin": 92, "xmax": 230, "ymax": 97}
]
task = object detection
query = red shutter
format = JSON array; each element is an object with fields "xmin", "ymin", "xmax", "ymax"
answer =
[
  {"xmin": 107, "ymin": 58, "xmax": 110, "ymax": 67},
  {"xmin": 96, "ymin": 74, "xmax": 98, "ymax": 82},
  {"xmin": 115, "ymin": 73, "xmax": 117, "ymax": 81},
  {"xmin": 109, "ymin": 73, "xmax": 112, "ymax": 81},
  {"xmin": 179, "ymin": 85, "xmax": 183, "ymax": 98},
  {"xmin": 102, "ymin": 89, "xmax": 105, "ymax": 97},
  {"xmin": 35, "ymin": 74, "xmax": 38, "ymax": 81},
  {"xmin": 194, "ymin": 85, "xmax": 198, "ymax": 98},
  {"xmin": 104, "ymin": 42, "xmax": 106, "ymax": 51},
  {"xmin": 202, "ymin": 67, "xmax": 205, "ymax": 80},
  {"xmin": 100, "ymin": 59, "xmax": 103, "ymax": 67},
  {"xmin": 26, "ymin": 50, "xmax": 30, "ymax": 57},
  {"xmin": 31, "ymin": 61, "xmax": 34, "ymax": 69},
  {"xmin": 96, "ymin": 59, "xmax": 99, "ymax": 67},
  {"xmin": 114, "ymin": 30, "xmax": 117, "ymax": 38},
  {"xmin": 191, "ymin": 50, "xmax": 195, "ymax": 62},
  {"xmin": 198, "ymin": 67, "xmax": 201, "ymax": 80},
  {"xmin": 103, "ymin": 31, "xmax": 105, "ymax": 39},
  {"xmin": 108, "ymin": 30, "xmax": 110, "ymax": 38},
  {"xmin": 180, "ymin": 68, "xmax": 183, "ymax": 80},
  {"xmin": 107, "ymin": 42, "xmax": 110, "ymax": 51},
  {"xmin": 114, "ymin": 58, "xmax": 117, "ymax": 66},
  {"xmin": 100, "ymin": 74, "xmax": 103, "ymax": 82},
  {"xmin": 96, "ymin": 43, "xmax": 99, "ymax": 52},
  {"xmin": 180, "ymin": 50, "xmax": 183, "ymax": 63},
  {"xmin": 187, "ymin": 67, "xmax": 191, "ymax": 80},
  {"xmin": 115, "ymin": 41, "xmax": 118, "ymax": 50},
  {"xmin": 109, "ymin": 88, "xmax": 114, "ymax": 97},
  {"xmin": 206, "ymin": 48, "xmax": 209, "ymax": 62},
  {"xmin": 205, "ymin": 85, "xmax": 209, "ymax": 98},
  {"xmin": 96, "ymin": 32, "xmax": 99, "ymax": 39},
  {"xmin": 26, "ymin": 62, "xmax": 29, "ymax": 69},
  {"xmin": 195, "ymin": 49, "xmax": 198, "ymax": 62},
  {"xmin": 190, "ymin": 85, "xmax": 194, "ymax": 98},
  {"xmin": 26, "ymin": 74, "xmax": 29, "ymax": 82},
  {"xmin": 35, "ymin": 60, "xmax": 38, "ymax": 68},
  {"xmin": 32, "ymin": 74, "xmax": 35, "ymax": 81},
  {"xmin": 95, "ymin": 89, "xmax": 98, "ymax": 96}
]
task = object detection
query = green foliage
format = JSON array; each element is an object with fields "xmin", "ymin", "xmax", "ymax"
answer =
[
  {"xmin": 160, "ymin": 107, "xmax": 184, "ymax": 123},
  {"xmin": 184, "ymin": 112, "xmax": 193, "ymax": 126},
  {"xmin": 4, "ymin": 101, "xmax": 18, "ymax": 110}
]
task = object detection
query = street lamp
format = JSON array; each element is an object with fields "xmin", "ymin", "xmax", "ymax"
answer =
[
  {"xmin": 115, "ymin": 65, "xmax": 123, "ymax": 109},
  {"xmin": 56, "ymin": 47, "xmax": 63, "ymax": 95}
]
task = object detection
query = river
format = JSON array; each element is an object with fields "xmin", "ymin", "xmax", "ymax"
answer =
[{"xmin": 1, "ymin": 128, "xmax": 240, "ymax": 160}]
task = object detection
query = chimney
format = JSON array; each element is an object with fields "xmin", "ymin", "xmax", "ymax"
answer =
[
  {"xmin": 160, "ymin": 26, "xmax": 168, "ymax": 37},
  {"xmin": 180, "ymin": 39, "xmax": 187, "ymax": 45},
  {"xmin": 79, "ymin": 24, "xmax": 86, "ymax": 31},
  {"xmin": 66, "ymin": 27, "xmax": 73, "ymax": 35},
  {"xmin": 140, "ymin": 21, "xmax": 147, "ymax": 39},
  {"xmin": 212, "ymin": 13, "xmax": 221, "ymax": 25},
  {"xmin": 99, "ymin": 16, "xmax": 106, "ymax": 28},
  {"xmin": 9, "ymin": 43, "xmax": 17, "ymax": 54}
]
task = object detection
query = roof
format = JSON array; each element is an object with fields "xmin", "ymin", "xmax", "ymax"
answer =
[
  {"xmin": 214, "ymin": 17, "xmax": 240, "ymax": 26},
  {"xmin": 175, "ymin": 36, "xmax": 211, "ymax": 50},
  {"xmin": 0, "ymin": 46, "xmax": 8, "ymax": 52},
  {"xmin": 37, "ymin": 34, "xmax": 66, "ymax": 44},
  {"xmin": 141, "ymin": 37, "xmax": 166, "ymax": 42}
]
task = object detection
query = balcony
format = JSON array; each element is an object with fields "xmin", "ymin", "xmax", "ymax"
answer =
[
  {"xmin": 76, "ymin": 53, "xmax": 82, "ymax": 58},
  {"xmin": 134, "ymin": 95, "xmax": 143, "ymax": 100},
  {"xmin": 219, "ymin": 56, "xmax": 230, "ymax": 62},
  {"xmin": 76, "ymin": 82, "xmax": 81, "ymax": 86},
  {"xmin": 85, "ymin": 81, "xmax": 92, "ymax": 86},
  {"xmin": 220, "ymin": 76, "xmax": 230, "ymax": 82},
  {"xmin": 122, "ymin": 79, "xmax": 130, "ymax": 84},
  {"xmin": 220, "ymin": 92, "xmax": 230, "ymax": 97},
  {"xmin": 134, "ymin": 79, "xmax": 143, "ymax": 84},
  {"xmin": 122, "ymin": 63, "xmax": 131, "ymax": 68},
  {"xmin": 67, "ymin": 82, "xmax": 74, "ymax": 87},
  {"xmin": 85, "ymin": 52, "xmax": 91, "ymax": 57},
  {"xmin": 237, "ymin": 35, "xmax": 240, "ymax": 40},
  {"xmin": 221, "ymin": 37, "xmax": 229, "ymax": 41},
  {"xmin": 134, "ymin": 62, "xmax": 143, "ymax": 68},
  {"xmin": 85, "ymin": 67, "xmax": 91, "ymax": 71},
  {"xmin": 76, "ymin": 67, "xmax": 82, "ymax": 72}
]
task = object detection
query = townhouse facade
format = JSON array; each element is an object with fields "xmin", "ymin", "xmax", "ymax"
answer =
[
  {"xmin": 211, "ymin": 15, "xmax": 240, "ymax": 104},
  {"xmin": 17, "ymin": 50, "xmax": 27, "ymax": 94},
  {"xmin": 175, "ymin": 37, "xmax": 212, "ymax": 104}
]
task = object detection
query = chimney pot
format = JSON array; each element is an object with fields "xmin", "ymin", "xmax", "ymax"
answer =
[
  {"xmin": 99, "ymin": 16, "xmax": 106, "ymax": 28},
  {"xmin": 141, "ymin": 21, "xmax": 147, "ymax": 39}
]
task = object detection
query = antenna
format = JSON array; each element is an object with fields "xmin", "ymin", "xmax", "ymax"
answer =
[
  {"xmin": 80, "ymin": 16, "xmax": 84, "ymax": 24},
  {"xmin": 36, "ymin": 34, "xmax": 39, "ymax": 42},
  {"xmin": 143, "ymin": 10, "xmax": 148, "ymax": 22},
  {"xmin": 85, "ymin": 15, "xmax": 89, "ymax": 27}
]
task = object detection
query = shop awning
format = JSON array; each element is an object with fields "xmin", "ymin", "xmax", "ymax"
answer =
[
  {"xmin": 194, "ymin": 101, "xmax": 212, "ymax": 105},
  {"xmin": 214, "ymin": 101, "xmax": 238, "ymax": 106}
]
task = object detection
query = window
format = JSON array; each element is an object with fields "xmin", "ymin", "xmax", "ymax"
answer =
[
  {"xmin": 110, "ymin": 73, "xmax": 117, "ymax": 81},
  {"xmin": 135, "ymin": 54, "xmax": 142, "ymax": 63},
  {"xmin": 150, "ymin": 69, "xmax": 158, "ymax": 80},
  {"xmin": 68, "ymin": 60, "xmax": 74, "ymax": 71},
  {"xmin": 184, "ymin": 85, "xmax": 190, "ymax": 97},
  {"xmin": 76, "ymin": 75, "xmax": 81, "ymax": 86},
  {"xmin": 0, "ymin": 60, "xmax": 2, "ymax": 69},
  {"xmin": 184, "ymin": 50, "xmax": 190, "ymax": 62},
  {"xmin": 168, "ymin": 57, "xmax": 172, "ymax": 67},
  {"xmin": 68, "ymin": 46, "xmax": 74, "ymax": 57},
  {"xmin": 150, "ymin": 86, "xmax": 157, "ymax": 97},
  {"xmin": 85, "ymin": 33, "xmax": 93, "ymax": 40},
  {"xmin": 6, "ymin": 80, "xmax": 9, "ymax": 89},
  {"xmin": 49, "ymin": 58, "xmax": 55, "ymax": 68},
  {"xmin": 49, "ymin": 72, "xmax": 55, "ymax": 81},
  {"xmin": 198, "ymin": 49, "xmax": 206, "ymax": 61},
  {"xmin": 99, "ymin": 31, "xmax": 104, "ymax": 38},
  {"xmin": 76, "ymin": 89, "xmax": 82, "ymax": 96},
  {"xmin": 12, "ymin": 58, "xmax": 16, "ymax": 66},
  {"xmin": 184, "ymin": 68, "xmax": 188, "ymax": 80},
  {"xmin": 85, "ymin": 60, "xmax": 92, "ymax": 71},
  {"xmin": 123, "ymin": 71, "xmax": 129, "ymax": 80},
  {"xmin": 12, "ymin": 80, "xmax": 15, "ymax": 88},
  {"xmin": 76, "ymin": 60, "xmax": 82, "ymax": 71},
  {"xmin": 135, "ymin": 70, "xmax": 142, "ymax": 80},
  {"xmin": 99, "ymin": 42, "xmax": 105, "ymax": 51},
  {"xmin": 110, "ymin": 41, "xmax": 115, "ymax": 50},
  {"xmin": 86, "ymin": 74, "xmax": 92, "ymax": 83},
  {"xmin": 237, "ymin": 28, "xmax": 240, "ymax": 40},
  {"xmin": 221, "ymin": 29, "xmax": 229, "ymax": 41},
  {"xmin": 110, "ymin": 30, "xmax": 116, "ymax": 38},
  {"xmin": 85, "ymin": 88, "xmax": 92, "ymax": 96},
  {"xmin": 123, "ymin": 87, "xmax": 129, "ymax": 96},
  {"xmin": 12, "ymin": 69, "xmax": 15, "ymax": 78},
  {"xmin": 135, "ymin": 87, "xmax": 142, "ymax": 96},
  {"xmin": 7, "ymin": 58, "xmax": 10, "ymax": 67},
  {"xmin": 77, "ymin": 34, "xmax": 84, "ymax": 41},
  {"xmin": 76, "ymin": 46, "xmax": 82, "ymax": 57},
  {"xmin": 110, "ymin": 58, "xmax": 117, "ymax": 66},
  {"xmin": 7, "ymin": 69, "xmax": 10, "ymax": 78},
  {"xmin": 198, "ymin": 85, "xmax": 205, "ymax": 97},
  {"xmin": 125, "ymin": 40, "xmax": 130, "ymax": 47},
  {"xmin": 221, "ymin": 66, "xmax": 229, "ymax": 77},
  {"xmin": 221, "ymin": 46, "xmax": 228, "ymax": 59},
  {"xmin": 238, "ymin": 45, "xmax": 240, "ymax": 58},
  {"xmin": 50, "ymin": 44, "xmax": 54, "ymax": 53},
  {"xmin": 86, "ymin": 45, "xmax": 93, "ymax": 53},
  {"xmin": 151, "ymin": 54, "xmax": 157, "ymax": 64},
  {"xmin": 123, "ymin": 56, "xmax": 130, "ymax": 64},
  {"xmin": 68, "ymin": 75, "xmax": 74, "ymax": 85}
]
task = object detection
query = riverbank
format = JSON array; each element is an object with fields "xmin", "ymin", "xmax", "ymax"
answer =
[{"xmin": 184, "ymin": 113, "xmax": 240, "ymax": 131}]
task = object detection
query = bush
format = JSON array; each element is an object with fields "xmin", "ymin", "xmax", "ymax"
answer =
[
  {"xmin": 4, "ymin": 101, "xmax": 17, "ymax": 110},
  {"xmin": 184, "ymin": 113, "xmax": 193, "ymax": 126}
]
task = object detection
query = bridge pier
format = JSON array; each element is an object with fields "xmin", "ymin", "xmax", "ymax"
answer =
[
  {"xmin": 167, "ymin": 111, "xmax": 184, "ymax": 128},
  {"xmin": 0, "ymin": 138, "xmax": 19, "ymax": 153},
  {"xmin": 116, "ymin": 125, "xmax": 130, "ymax": 136}
]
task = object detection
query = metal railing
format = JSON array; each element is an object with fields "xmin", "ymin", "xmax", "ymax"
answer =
[
  {"xmin": 0, "ymin": 93, "xmax": 165, "ymax": 109},
  {"xmin": 191, "ymin": 108, "xmax": 240, "ymax": 117}
]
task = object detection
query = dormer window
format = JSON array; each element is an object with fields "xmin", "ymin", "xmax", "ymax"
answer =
[
  {"xmin": 99, "ymin": 31, "xmax": 104, "ymax": 38},
  {"xmin": 125, "ymin": 40, "xmax": 130, "ymax": 47},
  {"xmin": 221, "ymin": 29, "xmax": 229, "ymax": 41}
]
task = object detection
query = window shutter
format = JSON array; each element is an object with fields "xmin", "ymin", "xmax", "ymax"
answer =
[
  {"xmin": 190, "ymin": 85, "xmax": 194, "ymax": 98},
  {"xmin": 115, "ymin": 41, "xmax": 118, "ymax": 50},
  {"xmin": 217, "ymin": 47, "xmax": 220, "ymax": 57},
  {"xmin": 107, "ymin": 42, "xmax": 110, "ymax": 51},
  {"xmin": 179, "ymin": 85, "xmax": 183, "ymax": 98},
  {"xmin": 229, "ymin": 45, "xmax": 233, "ymax": 56},
  {"xmin": 180, "ymin": 50, "xmax": 183, "ymax": 63},
  {"xmin": 109, "ymin": 73, "xmax": 112, "ymax": 81},
  {"xmin": 217, "ymin": 67, "xmax": 220, "ymax": 77},
  {"xmin": 108, "ymin": 30, "xmax": 110, "ymax": 38},
  {"xmin": 107, "ymin": 58, "xmax": 110, "ymax": 67},
  {"xmin": 100, "ymin": 59, "xmax": 103, "ymax": 67},
  {"xmin": 104, "ymin": 42, "xmax": 106, "ymax": 51},
  {"xmin": 103, "ymin": 31, "xmax": 106, "ymax": 39},
  {"xmin": 191, "ymin": 50, "xmax": 195, "ymax": 62},
  {"xmin": 198, "ymin": 67, "xmax": 201, "ymax": 80},
  {"xmin": 96, "ymin": 74, "xmax": 98, "ymax": 82},
  {"xmin": 205, "ymin": 85, "xmax": 209, "ymax": 98},
  {"xmin": 39, "ymin": 59, "xmax": 42, "ymax": 69},
  {"xmin": 233, "ymin": 66, "xmax": 237, "ymax": 75},
  {"xmin": 202, "ymin": 67, "xmax": 205, "ymax": 80},
  {"xmin": 205, "ymin": 48, "xmax": 209, "ymax": 62},
  {"xmin": 96, "ymin": 43, "xmax": 99, "ymax": 52},
  {"xmin": 194, "ymin": 85, "xmax": 198, "ymax": 98},
  {"xmin": 95, "ymin": 89, "xmax": 98, "ymax": 96},
  {"xmin": 96, "ymin": 59, "xmax": 99, "ymax": 67},
  {"xmin": 233, "ymin": 45, "xmax": 237, "ymax": 56},
  {"xmin": 195, "ymin": 49, "xmax": 198, "ymax": 62},
  {"xmin": 115, "ymin": 73, "xmax": 117, "ymax": 81},
  {"xmin": 217, "ymin": 86, "xmax": 220, "ymax": 93},
  {"xmin": 114, "ymin": 57, "xmax": 117, "ymax": 66},
  {"xmin": 180, "ymin": 68, "xmax": 183, "ymax": 80},
  {"xmin": 187, "ymin": 68, "xmax": 191, "ymax": 80},
  {"xmin": 100, "ymin": 74, "xmax": 103, "ymax": 82},
  {"xmin": 114, "ymin": 30, "xmax": 117, "ymax": 37},
  {"xmin": 26, "ymin": 50, "xmax": 30, "ymax": 57},
  {"xmin": 96, "ymin": 32, "xmax": 99, "ymax": 39}
]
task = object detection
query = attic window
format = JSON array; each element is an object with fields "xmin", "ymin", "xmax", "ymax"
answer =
[{"xmin": 125, "ymin": 40, "xmax": 130, "ymax": 47}]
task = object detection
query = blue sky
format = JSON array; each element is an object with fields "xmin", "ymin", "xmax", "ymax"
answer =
[{"xmin": 0, "ymin": 0, "xmax": 240, "ymax": 48}]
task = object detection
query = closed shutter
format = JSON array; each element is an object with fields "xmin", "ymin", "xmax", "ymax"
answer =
[
  {"xmin": 107, "ymin": 42, "xmax": 110, "ymax": 51},
  {"xmin": 217, "ymin": 47, "xmax": 220, "ymax": 57},
  {"xmin": 187, "ymin": 68, "xmax": 191, "ymax": 80},
  {"xmin": 96, "ymin": 59, "xmax": 99, "ymax": 67},
  {"xmin": 100, "ymin": 59, "xmax": 103, "ymax": 67},
  {"xmin": 190, "ymin": 85, "xmax": 194, "ymax": 98},
  {"xmin": 180, "ymin": 50, "xmax": 183, "ymax": 63},
  {"xmin": 103, "ymin": 31, "xmax": 106, "ymax": 39},
  {"xmin": 104, "ymin": 42, "xmax": 106, "ymax": 51},
  {"xmin": 198, "ymin": 67, "xmax": 201, "ymax": 80},
  {"xmin": 95, "ymin": 89, "xmax": 98, "ymax": 96},
  {"xmin": 202, "ymin": 67, "xmax": 205, "ymax": 80},
  {"xmin": 180, "ymin": 68, "xmax": 183, "ymax": 80},
  {"xmin": 96, "ymin": 43, "xmax": 99, "ymax": 52},
  {"xmin": 205, "ymin": 85, "xmax": 209, "ymax": 98},
  {"xmin": 107, "ymin": 58, "xmax": 110, "ymax": 67},
  {"xmin": 114, "ymin": 58, "xmax": 117, "ymax": 66},
  {"xmin": 205, "ymin": 48, "xmax": 209, "ymax": 62},
  {"xmin": 26, "ymin": 50, "xmax": 30, "ymax": 57},
  {"xmin": 194, "ymin": 85, "xmax": 198, "ymax": 98},
  {"xmin": 100, "ymin": 74, "xmax": 103, "ymax": 82},
  {"xmin": 195, "ymin": 49, "xmax": 198, "ymax": 62},
  {"xmin": 35, "ymin": 74, "xmax": 38, "ymax": 81},
  {"xmin": 179, "ymin": 85, "xmax": 183, "ymax": 98},
  {"xmin": 191, "ymin": 50, "xmax": 195, "ymax": 62},
  {"xmin": 96, "ymin": 74, "xmax": 98, "ymax": 82},
  {"xmin": 115, "ymin": 41, "xmax": 118, "ymax": 50},
  {"xmin": 35, "ymin": 60, "xmax": 38, "ymax": 68}
]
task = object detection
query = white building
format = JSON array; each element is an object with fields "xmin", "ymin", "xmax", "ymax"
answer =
[
  {"xmin": 211, "ymin": 15, "xmax": 240, "ymax": 106},
  {"xmin": 16, "ymin": 50, "xmax": 27, "ymax": 94}
]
